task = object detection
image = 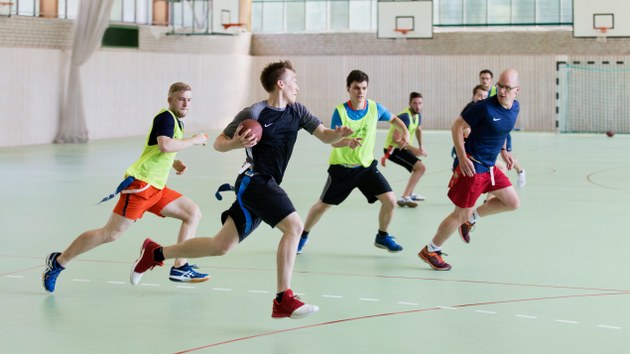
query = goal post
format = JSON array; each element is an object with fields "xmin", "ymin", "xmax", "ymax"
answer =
[{"xmin": 557, "ymin": 61, "xmax": 630, "ymax": 134}]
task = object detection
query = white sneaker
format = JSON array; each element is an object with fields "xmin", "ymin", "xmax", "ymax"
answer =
[
  {"xmin": 397, "ymin": 196, "xmax": 418, "ymax": 208},
  {"xmin": 517, "ymin": 169, "xmax": 526, "ymax": 188},
  {"xmin": 410, "ymin": 193, "xmax": 426, "ymax": 201}
]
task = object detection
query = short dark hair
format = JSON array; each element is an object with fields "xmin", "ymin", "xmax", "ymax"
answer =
[
  {"xmin": 346, "ymin": 70, "xmax": 369, "ymax": 88},
  {"xmin": 409, "ymin": 92, "xmax": 422, "ymax": 102},
  {"xmin": 479, "ymin": 69, "xmax": 493, "ymax": 78},
  {"xmin": 260, "ymin": 60, "xmax": 295, "ymax": 93},
  {"xmin": 472, "ymin": 84, "xmax": 486, "ymax": 96}
]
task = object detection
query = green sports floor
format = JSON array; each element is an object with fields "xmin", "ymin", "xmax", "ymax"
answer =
[{"xmin": 1, "ymin": 130, "xmax": 629, "ymax": 354}]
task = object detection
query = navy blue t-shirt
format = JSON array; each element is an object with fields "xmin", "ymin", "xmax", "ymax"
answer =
[
  {"xmin": 223, "ymin": 101, "xmax": 322, "ymax": 184},
  {"xmin": 398, "ymin": 111, "xmax": 422, "ymax": 129},
  {"xmin": 148, "ymin": 110, "xmax": 183, "ymax": 146},
  {"xmin": 455, "ymin": 95, "xmax": 519, "ymax": 173}
]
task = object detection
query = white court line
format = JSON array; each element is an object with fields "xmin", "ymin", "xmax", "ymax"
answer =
[
  {"xmin": 248, "ymin": 290, "xmax": 269, "ymax": 294},
  {"xmin": 140, "ymin": 283, "xmax": 160, "ymax": 287},
  {"xmin": 475, "ymin": 310, "xmax": 497, "ymax": 314},
  {"xmin": 6, "ymin": 275, "xmax": 24, "ymax": 278},
  {"xmin": 72, "ymin": 279, "xmax": 90, "ymax": 282},
  {"xmin": 438, "ymin": 306, "xmax": 457, "ymax": 310},
  {"xmin": 597, "ymin": 324, "xmax": 622, "ymax": 330},
  {"xmin": 359, "ymin": 298, "xmax": 380, "ymax": 302},
  {"xmin": 516, "ymin": 314, "xmax": 538, "ymax": 319},
  {"xmin": 176, "ymin": 285, "xmax": 196, "ymax": 289},
  {"xmin": 556, "ymin": 319, "xmax": 578, "ymax": 325},
  {"xmin": 212, "ymin": 288, "xmax": 232, "ymax": 291},
  {"xmin": 397, "ymin": 301, "xmax": 419, "ymax": 306},
  {"xmin": 322, "ymin": 295, "xmax": 343, "ymax": 299},
  {"xmin": 106, "ymin": 281, "xmax": 125, "ymax": 285}
]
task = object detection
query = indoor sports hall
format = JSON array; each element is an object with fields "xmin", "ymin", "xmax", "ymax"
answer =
[{"xmin": 1, "ymin": 1, "xmax": 629, "ymax": 353}]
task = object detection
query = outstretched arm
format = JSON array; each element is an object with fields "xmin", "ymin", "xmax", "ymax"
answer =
[
  {"xmin": 312, "ymin": 124, "xmax": 354, "ymax": 144},
  {"xmin": 389, "ymin": 116, "xmax": 410, "ymax": 148},
  {"xmin": 157, "ymin": 133, "xmax": 207, "ymax": 153},
  {"xmin": 452, "ymin": 116, "xmax": 475, "ymax": 177}
]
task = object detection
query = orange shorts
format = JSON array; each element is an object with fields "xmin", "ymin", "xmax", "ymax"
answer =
[
  {"xmin": 113, "ymin": 179, "xmax": 182, "ymax": 220},
  {"xmin": 447, "ymin": 165, "xmax": 512, "ymax": 208}
]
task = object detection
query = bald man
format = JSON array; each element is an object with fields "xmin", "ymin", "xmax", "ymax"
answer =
[{"xmin": 419, "ymin": 69, "xmax": 521, "ymax": 271}]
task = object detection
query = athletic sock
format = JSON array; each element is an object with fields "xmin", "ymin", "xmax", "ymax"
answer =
[
  {"xmin": 153, "ymin": 247, "xmax": 165, "ymax": 262},
  {"xmin": 276, "ymin": 291, "xmax": 285, "ymax": 303},
  {"xmin": 469, "ymin": 209, "xmax": 480, "ymax": 224},
  {"xmin": 428, "ymin": 242, "xmax": 441, "ymax": 253},
  {"xmin": 377, "ymin": 230, "xmax": 388, "ymax": 237}
]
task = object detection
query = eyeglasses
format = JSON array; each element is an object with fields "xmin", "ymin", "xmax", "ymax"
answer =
[{"xmin": 495, "ymin": 82, "xmax": 519, "ymax": 93}]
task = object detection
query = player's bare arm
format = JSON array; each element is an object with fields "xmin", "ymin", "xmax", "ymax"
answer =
[
  {"xmin": 172, "ymin": 159, "xmax": 187, "ymax": 175},
  {"xmin": 390, "ymin": 116, "xmax": 410, "ymax": 148},
  {"xmin": 312, "ymin": 124, "xmax": 354, "ymax": 144},
  {"xmin": 213, "ymin": 126, "xmax": 257, "ymax": 152},
  {"xmin": 452, "ymin": 117, "xmax": 475, "ymax": 177},
  {"xmin": 157, "ymin": 133, "xmax": 207, "ymax": 153}
]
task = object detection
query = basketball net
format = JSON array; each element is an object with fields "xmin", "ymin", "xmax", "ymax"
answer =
[
  {"xmin": 596, "ymin": 27, "xmax": 608, "ymax": 43},
  {"xmin": 394, "ymin": 28, "xmax": 411, "ymax": 43}
]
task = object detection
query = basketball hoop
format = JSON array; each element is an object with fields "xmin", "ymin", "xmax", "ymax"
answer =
[
  {"xmin": 596, "ymin": 27, "xmax": 608, "ymax": 43},
  {"xmin": 0, "ymin": 2, "xmax": 13, "ymax": 17}
]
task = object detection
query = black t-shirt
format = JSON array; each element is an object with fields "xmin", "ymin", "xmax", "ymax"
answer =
[
  {"xmin": 223, "ymin": 101, "xmax": 321, "ymax": 184},
  {"xmin": 148, "ymin": 110, "xmax": 183, "ymax": 146}
]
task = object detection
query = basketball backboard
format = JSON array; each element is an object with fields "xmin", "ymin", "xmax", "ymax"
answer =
[
  {"xmin": 377, "ymin": 0, "xmax": 433, "ymax": 39},
  {"xmin": 573, "ymin": 0, "xmax": 630, "ymax": 38}
]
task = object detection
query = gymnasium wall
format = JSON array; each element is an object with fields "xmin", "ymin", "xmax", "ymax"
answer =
[
  {"xmin": 1, "ymin": 16, "xmax": 627, "ymax": 147},
  {"xmin": 0, "ymin": 17, "xmax": 252, "ymax": 147}
]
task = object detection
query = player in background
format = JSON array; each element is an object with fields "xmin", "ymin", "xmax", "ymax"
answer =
[
  {"xmin": 42, "ymin": 82, "xmax": 209, "ymax": 294},
  {"xmin": 129, "ymin": 61, "xmax": 354, "ymax": 320},
  {"xmin": 297, "ymin": 69, "xmax": 409, "ymax": 254},
  {"xmin": 381, "ymin": 92, "xmax": 427, "ymax": 208},
  {"xmin": 418, "ymin": 69, "xmax": 522, "ymax": 271}
]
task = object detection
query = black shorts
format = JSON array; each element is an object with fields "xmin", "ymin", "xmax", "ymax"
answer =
[
  {"xmin": 385, "ymin": 147, "xmax": 421, "ymax": 173},
  {"xmin": 221, "ymin": 172, "xmax": 295, "ymax": 242},
  {"xmin": 320, "ymin": 159, "xmax": 392, "ymax": 205}
]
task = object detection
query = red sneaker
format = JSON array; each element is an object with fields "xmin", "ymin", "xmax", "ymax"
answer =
[
  {"xmin": 272, "ymin": 289, "xmax": 319, "ymax": 319},
  {"xmin": 130, "ymin": 238, "xmax": 164, "ymax": 285},
  {"xmin": 458, "ymin": 221, "xmax": 475, "ymax": 244}
]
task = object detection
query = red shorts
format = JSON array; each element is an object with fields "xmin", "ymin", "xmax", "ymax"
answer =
[
  {"xmin": 447, "ymin": 166, "xmax": 512, "ymax": 208},
  {"xmin": 113, "ymin": 180, "xmax": 182, "ymax": 220}
]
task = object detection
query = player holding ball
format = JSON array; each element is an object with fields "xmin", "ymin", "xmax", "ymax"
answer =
[{"xmin": 131, "ymin": 61, "xmax": 353, "ymax": 319}]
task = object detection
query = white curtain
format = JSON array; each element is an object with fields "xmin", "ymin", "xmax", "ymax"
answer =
[{"xmin": 54, "ymin": 0, "xmax": 115, "ymax": 143}]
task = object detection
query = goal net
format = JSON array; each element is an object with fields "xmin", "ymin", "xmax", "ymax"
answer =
[{"xmin": 557, "ymin": 62, "xmax": 630, "ymax": 134}]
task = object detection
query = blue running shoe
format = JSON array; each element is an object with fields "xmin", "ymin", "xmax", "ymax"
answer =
[
  {"xmin": 42, "ymin": 252, "xmax": 65, "ymax": 293},
  {"xmin": 374, "ymin": 234, "xmax": 403, "ymax": 253},
  {"xmin": 169, "ymin": 263, "xmax": 210, "ymax": 283},
  {"xmin": 297, "ymin": 236, "xmax": 309, "ymax": 254}
]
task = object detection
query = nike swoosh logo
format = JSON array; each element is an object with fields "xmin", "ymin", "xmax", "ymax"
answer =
[
  {"xmin": 493, "ymin": 117, "xmax": 501, "ymax": 121},
  {"xmin": 264, "ymin": 123, "xmax": 273, "ymax": 127}
]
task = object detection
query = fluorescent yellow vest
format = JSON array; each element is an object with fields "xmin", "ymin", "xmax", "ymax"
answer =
[
  {"xmin": 125, "ymin": 109, "xmax": 183, "ymax": 189},
  {"xmin": 329, "ymin": 100, "xmax": 378, "ymax": 167},
  {"xmin": 384, "ymin": 108, "xmax": 418, "ymax": 148}
]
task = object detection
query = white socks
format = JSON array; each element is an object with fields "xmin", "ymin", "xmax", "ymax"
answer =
[{"xmin": 469, "ymin": 209, "xmax": 480, "ymax": 224}]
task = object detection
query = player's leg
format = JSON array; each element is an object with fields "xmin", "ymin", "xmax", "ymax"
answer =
[
  {"xmin": 43, "ymin": 213, "xmax": 134, "ymax": 293},
  {"xmin": 404, "ymin": 160, "xmax": 426, "ymax": 201},
  {"xmin": 418, "ymin": 206, "xmax": 472, "ymax": 271},
  {"xmin": 157, "ymin": 193, "xmax": 202, "ymax": 268},
  {"xmin": 273, "ymin": 211, "xmax": 318, "ymax": 319},
  {"xmin": 303, "ymin": 200, "xmax": 332, "ymax": 234},
  {"xmin": 130, "ymin": 217, "xmax": 241, "ymax": 285},
  {"xmin": 477, "ymin": 185, "xmax": 520, "ymax": 217}
]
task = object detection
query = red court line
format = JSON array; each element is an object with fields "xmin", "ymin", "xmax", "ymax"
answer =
[{"xmin": 175, "ymin": 291, "xmax": 627, "ymax": 353}]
